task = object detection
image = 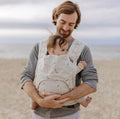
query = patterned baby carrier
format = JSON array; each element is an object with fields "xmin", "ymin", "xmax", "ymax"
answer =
[{"xmin": 34, "ymin": 39, "xmax": 85, "ymax": 105}]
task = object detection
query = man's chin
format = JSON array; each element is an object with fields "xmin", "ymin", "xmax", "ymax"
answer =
[
  {"xmin": 63, "ymin": 34, "xmax": 70, "ymax": 38},
  {"xmin": 60, "ymin": 33, "xmax": 70, "ymax": 38},
  {"xmin": 57, "ymin": 32, "xmax": 70, "ymax": 38}
]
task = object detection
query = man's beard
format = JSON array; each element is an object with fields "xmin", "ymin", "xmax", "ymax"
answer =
[{"xmin": 57, "ymin": 28, "xmax": 72, "ymax": 38}]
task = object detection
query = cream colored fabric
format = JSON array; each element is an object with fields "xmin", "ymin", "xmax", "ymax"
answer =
[
  {"xmin": 76, "ymin": 62, "xmax": 84, "ymax": 74},
  {"xmin": 34, "ymin": 39, "xmax": 85, "ymax": 105},
  {"xmin": 35, "ymin": 55, "xmax": 76, "ymax": 92}
]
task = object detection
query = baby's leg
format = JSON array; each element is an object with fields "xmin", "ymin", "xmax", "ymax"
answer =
[
  {"xmin": 80, "ymin": 96, "xmax": 92, "ymax": 107},
  {"xmin": 30, "ymin": 98, "xmax": 38, "ymax": 110},
  {"xmin": 31, "ymin": 101, "xmax": 38, "ymax": 110}
]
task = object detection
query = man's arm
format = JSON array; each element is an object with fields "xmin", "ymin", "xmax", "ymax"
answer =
[
  {"xmin": 23, "ymin": 81, "xmax": 42, "ymax": 104},
  {"xmin": 58, "ymin": 83, "xmax": 96, "ymax": 101},
  {"xmin": 20, "ymin": 43, "xmax": 39, "ymax": 89},
  {"xmin": 21, "ymin": 43, "xmax": 43, "ymax": 105},
  {"xmin": 59, "ymin": 45, "xmax": 98, "ymax": 100}
]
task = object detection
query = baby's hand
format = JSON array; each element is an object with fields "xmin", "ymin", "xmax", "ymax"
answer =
[{"xmin": 80, "ymin": 61, "xmax": 87, "ymax": 68}]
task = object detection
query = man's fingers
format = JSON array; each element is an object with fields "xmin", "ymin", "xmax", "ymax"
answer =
[
  {"xmin": 43, "ymin": 92, "xmax": 54, "ymax": 96},
  {"xmin": 46, "ymin": 94, "xmax": 61, "ymax": 100},
  {"xmin": 56, "ymin": 98, "xmax": 70, "ymax": 104},
  {"xmin": 38, "ymin": 92, "xmax": 45, "ymax": 98},
  {"xmin": 39, "ymin": 92, "xmax": 54, "ymax": 98},
  {"xmin": 40, "ymin": 92, "xmax": 59, "ymax": 96}
]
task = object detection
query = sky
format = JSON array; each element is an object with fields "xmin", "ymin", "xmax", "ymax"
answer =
[{"xmin": 0, "ymin": 0, "xmax": 120, "ymax": 45}]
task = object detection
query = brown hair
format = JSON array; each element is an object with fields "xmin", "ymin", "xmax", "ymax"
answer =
[
  {"xmin": 52, "ymin": 1, "xmax": 81, "ymax": 29},
  {"xmin": 47, "ymin": 35, "xmax": 67, "ymax": 52}
]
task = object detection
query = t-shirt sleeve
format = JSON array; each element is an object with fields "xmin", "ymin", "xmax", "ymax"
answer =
[
  {"xmin": 20, "ymin": 43, "xmax": 39, "ymax": 89},
  {"xmin": 77, "ymin": 45, "xmax": 98, "ymax": 89}
]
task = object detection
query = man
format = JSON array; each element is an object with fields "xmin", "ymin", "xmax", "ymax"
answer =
[{"xmin": 20, "ymin": 1, "xmax": 98, "ymax": 119}]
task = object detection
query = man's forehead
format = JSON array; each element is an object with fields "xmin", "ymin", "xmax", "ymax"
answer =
[{"xmin": 58, "ymin": 12, "xmax": 78, "ymax": 23}]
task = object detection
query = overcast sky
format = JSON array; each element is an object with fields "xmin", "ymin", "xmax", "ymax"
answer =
[
  {"xmin": 0, "ymin": 0, "xmax": 120, "ymax": 44},
  {"xmin": 0, "ymin": 0, "xmax": 119, "ymax": 25}
]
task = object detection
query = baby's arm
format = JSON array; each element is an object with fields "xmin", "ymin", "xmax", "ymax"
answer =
[{"xmin": 80, "ymin": 96, "xmax": 92, "ymax": 107}]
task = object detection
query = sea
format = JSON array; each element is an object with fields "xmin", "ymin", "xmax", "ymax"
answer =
[{"xmin": 0, "ymin": 42, "xmax": 120, "ymax": 60}]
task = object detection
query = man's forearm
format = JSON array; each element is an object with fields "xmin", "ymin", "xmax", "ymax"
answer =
[
  {"xmin": 59, "ymin": 83, "xmax": 96, "ymax": 100},
  {"xmin": 23, "ymin": 81, "xmax": 42, "ymax": 104}
]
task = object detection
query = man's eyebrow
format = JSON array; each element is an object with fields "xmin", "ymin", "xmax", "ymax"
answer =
[
  {"xmin": 60, "ymin": 19, "xmax": 65, "ymax": 22},
  {"xmin": 60, "ymin": 19, "xmax": 75, "ymax": 24},
  {"xmin": 69, "ymin": 23, "xmax": 75, "ymax": 25}
]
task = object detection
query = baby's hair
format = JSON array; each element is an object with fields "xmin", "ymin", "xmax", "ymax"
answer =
[{"xmin": 47, "ymin": 35, "xmax": 67, "ymax": 52}]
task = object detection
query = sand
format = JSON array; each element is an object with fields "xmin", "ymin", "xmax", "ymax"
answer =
[{"xmin": 0, "ymin": 59, "xmax": 120, "ymax": 119}]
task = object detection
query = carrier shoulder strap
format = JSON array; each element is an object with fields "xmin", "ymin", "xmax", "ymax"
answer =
[
  {"xmin": 38, "ymin": 40, "xmax": 47, "ymax": 58},
  {"xmin": 68, "ymin": 39, "xmax": 85, "ymax": 64}
]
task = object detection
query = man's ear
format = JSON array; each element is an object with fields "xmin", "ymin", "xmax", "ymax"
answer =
[{"xmin": 53, "ymin": 18, "xmax": 57, "ymax": 25}]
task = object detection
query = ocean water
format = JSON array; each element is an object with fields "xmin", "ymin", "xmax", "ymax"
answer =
[
  {"xmin": 0, "ymin": 43, "xmax": 35, "ymax": 59},
  {"xmin": 89, "ymin": 45, "xmax": 120, "ymax": 60},
  {"xmin": 0, "ymin": 43, "xmax": 120, "ymax": 60}
]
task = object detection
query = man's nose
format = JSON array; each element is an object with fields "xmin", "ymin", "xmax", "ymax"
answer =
[{"xmin": 63, "ymin": 24, "xmax": 69, "ymax": 31}]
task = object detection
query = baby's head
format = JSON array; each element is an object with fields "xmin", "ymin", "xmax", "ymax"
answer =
[{"xmin": 47, "ymin": 35, "xmax": 68, "ymax": 55}]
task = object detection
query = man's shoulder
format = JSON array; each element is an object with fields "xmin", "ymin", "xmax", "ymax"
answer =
[
  {"xmin": 73, "ymin": 39, "xmax": 89, "ymax": 50},
  {"xmin": 35, "ymin": 40, "xmax": 47, "ymax": 48},
  {"xmin": 73, "ymin": 39, "xmax": 85, "ymax": 47},
  {"xmin": 38, "ymin": 39, "xmax": 47, "ymax": 45},
  {"xmin": 74, "ymin": 39, "xmax": 90, "ymax": 49}
]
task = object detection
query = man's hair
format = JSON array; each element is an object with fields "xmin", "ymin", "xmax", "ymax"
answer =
[
  {"xmin": 52, "ymin": 1, "xmax": 81, "ymax": 29},
  {"xmin": 47, "ymin": 35, "xmax": 67, "ymax": 52}
]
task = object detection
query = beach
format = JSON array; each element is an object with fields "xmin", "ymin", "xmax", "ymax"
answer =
[{"xmin": 0, "ymin": 58, "xmax": 120, "ymax": 119}]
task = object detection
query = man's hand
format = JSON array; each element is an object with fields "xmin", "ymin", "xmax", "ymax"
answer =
[{"xmin": 38, "ymin": 93, "xmax": 69, "ymax": 108}]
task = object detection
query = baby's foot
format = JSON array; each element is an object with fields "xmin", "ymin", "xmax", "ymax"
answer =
[
  {"xmin": 80, "ymin": 96, "xmax": 92, "ymax": 107},
  {"xmin": 30, "ymin": 102, "xmax": 37, "ymax": 110}
]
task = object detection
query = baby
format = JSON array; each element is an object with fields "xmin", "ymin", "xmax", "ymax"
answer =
[{"xmin": 31, "ymin": 35, "xmax": 92, "ymax": 109}]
